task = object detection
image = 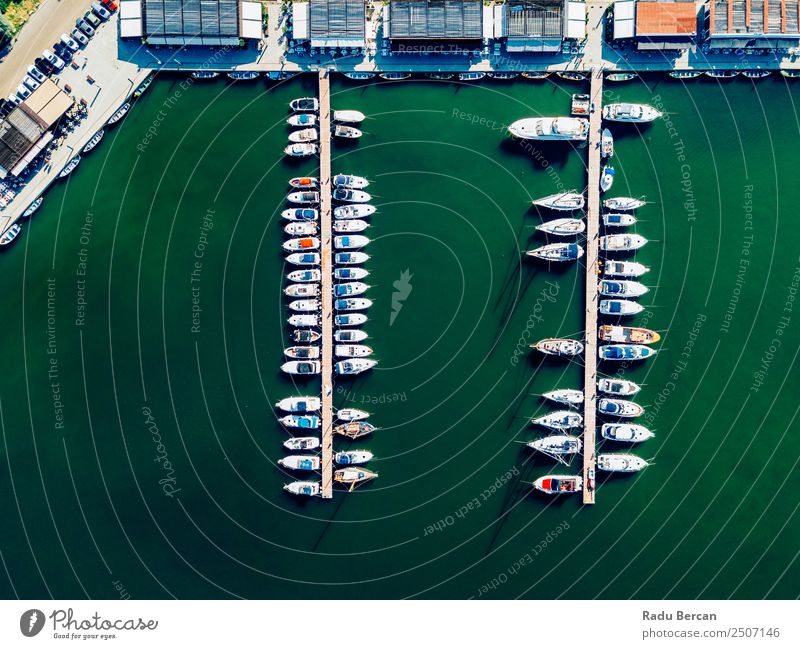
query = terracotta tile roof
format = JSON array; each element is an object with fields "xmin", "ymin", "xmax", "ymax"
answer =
[{"xmin": 636, "ymin": 1, "xmax": 697, "ymax": 35}]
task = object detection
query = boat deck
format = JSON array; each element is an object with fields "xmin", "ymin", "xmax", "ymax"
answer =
[
  {"xmin": 582, "ymin": 70, "xmax": 603, "ymax": 505},
  {"xmin": 319, "ymin": 71, "xmax": 334, "ymax": 500}
]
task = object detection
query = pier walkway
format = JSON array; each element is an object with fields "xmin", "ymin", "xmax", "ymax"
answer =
[
  {"xmin": 583, "ymin": 70, "xmax": 603, "ymax": 505},
  {"xmin": 318, "ymin": 71, "xmax": 334, "ymax": 499}
]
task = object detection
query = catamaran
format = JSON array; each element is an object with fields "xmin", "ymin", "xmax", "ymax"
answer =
[
  {"xmin": 602, "ymin": 103, "xmax": 662, "ymax": 123},
  {"xmin": 533, "ymin": 192, "xmax": 585, "ymax": 211},
  {"xmin": 508, "ymin": 117, "xmax": 589, "ymax": 141},
  {"xmin": 533, "ymin": 338, "xmax": 584, "ymax": 356}
]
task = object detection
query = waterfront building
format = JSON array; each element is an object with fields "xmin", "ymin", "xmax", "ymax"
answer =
[
  {"xmin": 707, "ymin": 0, "xmax": 800, "ymax": 49},
  {"xmin": 495, "ymin": 0, "xmax": 585, "ymax": 53},
  {"xmin": 118, "ymin": 0, "xmax": 263, "ymax": 45},
  {"xmin": 292, "ymin": 0, "xmax": 367, "ymax": 51},
  {"xmin": 612, "ymin": 0, "xmax": 697, "ymax": 50},
  {"xmin": 384, "ymin": 0, "xmax": 484, "ymax": 53}
]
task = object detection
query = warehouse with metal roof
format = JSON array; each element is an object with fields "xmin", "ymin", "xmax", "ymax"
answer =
[
  {"xmin": 385, "ymin": 0, "xmax": 484, "ymax": 40},
  {"xmin": 709, "ymin": 0, "xmax": 800, "ymax": 47},
  {"xmin": 504, "ymin": 0, "xmax": 564, "ymax": 51},
  {"xmin": 292, "ymin": 0, "xmax": 367, "ymax": 48}
]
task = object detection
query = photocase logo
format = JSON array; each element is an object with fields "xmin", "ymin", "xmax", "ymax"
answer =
[
  {"xmin": 20, "ymin": 609, "xmax": 45, "ymax": 637},
  {"xmin": 390, "ymin": 269, "xmax": 413, "ymax": 326}
]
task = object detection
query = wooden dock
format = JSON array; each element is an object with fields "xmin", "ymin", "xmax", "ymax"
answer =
[
  {"xmin": 318, "ymin": 71, "xmax": 334, "ymax": 499},
  {"xmin": 582, "ymin": 70, "xmax": 603, "ymax": 505}
]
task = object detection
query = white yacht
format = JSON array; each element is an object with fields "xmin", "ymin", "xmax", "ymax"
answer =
[
  {"xmin": 602, "ymin": 103, "xmax": 662, "ymax": 123},
  {"xmin": 508, "ymin": 117, "xmax": 589, "ymax": 141}
]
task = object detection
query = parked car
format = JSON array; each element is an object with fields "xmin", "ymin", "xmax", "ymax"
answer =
[
  {"xmin": 91, "ymin": 3, "xmax": 111, "ymax": 20},
  {"xmin": 41, "ymin": 49, "xmax": 65, "ymax": 70},
  {"xmin": 84, "ymin": 12, "xmax": 101, "ymax": 29},
  {"xmin": 22, "ymin": 75, "xmax": 40, "ymax": 91},
  {"xmin": 27, "ymin": 64, "xmax": 47, "ymax": 83},
  {"xmin": 70, "ymin": 29, "xmax": 88, "ymax": 47},
  {"xmin": 101, "ymin": 0, "xmax": 118, "ymax": 10},
  {"xmin": 53, "ymin": 42, "xmax": 73, "ymax": 62},
  {"xmin": 60, "ymin": 33, "xmax": 80, "ymax": 52},
  {"xmin": 16, "ymin": 84, "xmax": 32, "ymax": 100},
  {"xmin": 34, "ymin": 57, "xmax": 55, "ymax": 76},
  {"xmin": 76, "ymin": 18, "xmax": 96, "ymax": 37}
]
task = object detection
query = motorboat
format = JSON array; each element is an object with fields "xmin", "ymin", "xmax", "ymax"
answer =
[
  {"xmin": 228, "ymin": 71, "xmax": 259, "ymax": 80},
  {"xmin": 334, "ymin": 235, "xmax": 369, "ymax": 249},
  {"xmin": 334, "ymin": 204, "xmax": 375, "ymax": 219},
  {"xmin": 603, "ymin": 212, "xmax": 637, "ymax": 227},
  {"xmin": 527, "ymin": 242, "xmax": 584, "ymax": 262},
  {"xmin": 278, "ymin": 455, "xmax": 320, "ymax": 471},
  {"xmin": 333, "ymin": 174, "xmax": 369, "ymax": 189},
  {"xmin": 522, "ymin": 71, "xmax": 550, "ymax": 79},
  {"xmin": 603, "ymin": 196, "xmax": 646, "ymax": 210},
  {"xmin": 597, "ymin": 453, "xmax": 649, "ymax": 473},
  {"xmin": 290, "ymin": 97, "xmax": 319, "ymax": 112},
  {"xmin": 282, "ymin": 237, "xmax": 320, "ymax": 252},
  {"xmin": 535, "ymin": 218, "xmax": 585, "ymax": 236},
  {"xmin": 333, "ymin": 281, "xmax": 369, "ymax": 297},
  {"xmin": 335, "ymin": 329, "xmax": 368, "ymax": 342},
  {"xmin": 335, "ymin": 313, "xmax": 367, "ymax": 327},
  {"xmin": 276, "ymin": 396, "xmax": 321, "ymax": 412},
  {"xmin": 380, "ymin": 72, "xmax": 410, "ymax": 80},
  {"xmin": 289, "ymin": 299, "xmax": 320, "ymax": 312},
  {"xmin": 22, "ymin": 197, "xmax": 43, "ymax": 218},
  {"xmin": 599, "ymin": 279, "xmax": 649, "ymax": 299},
  {"xmin": 284, "ymin": 283, "xmax": 319, "ymax": 298},
  {"xmin": 598, "ymin": 344, "xmax": 657, "ymax": 361},
  {"xmin": 334, "ymin": 267, "xmax": 369, "ymax": 280},
  {"xmin": 333, "ymin": 188, "xmax": 371, "ymax": 203},
  {"xmin": 488, "ymin": 71, "xmax": 518, "ymax": 80},
  {"xmin": 335, "ymin": 344, "xmax": 373, "ymax": 358},
  {"xmin": 533, "ymin": 475, "xmax": 583, "ymax": 494},
  {"xmin": 602, "ymin": 103, "xmax": 662, "ymax": 123},
  {"xmin": 335, "ymin": 298, "xmax": 372, "ymax": 311},
  {"xmin": 0, "ymin": 224, "xmax": 22, "ymax": 246},
  {"xmin": 283, "ymin": 481, "xmax": 320, "ymax": 496},
  {"xmin": 287, "ymin": 114, "xmax": 317, "ymax": 127},
  {"xmin": 599, "ymin": 325, "xmax": 660, "ymax": 344},
  {"xmin": 293, "ymin": 329, "xmax": 321, "ymax": 343},
  {"xmin": 335, "ymin": 359, "xmax": 377, "ymax": 375},
  {"xmin": 334, "ymin": 467, "xmax": 378, "ymax": 489},
  {"xmin": 191, "ymin": 71, "xmax": 219, "ymax": 79},
  {"xmin": 82, "ymin": 130, "xmax": 104, "ymax": 154},
  {"xmin": 742, "ymin": 70, "xmax": 770, "ymax": 78},
  {"xmin": 285, "ymin": 142, "xmax": 318, "ymax": 157},
  {"xmin": 59, "ymin": 156, "xmax": 81, "ymax": 178},
  {"xmin": 598, "ymin": 378, "xmax": 641, "ymax": 396},
  {"xmin": 780, "ymin": 70, "xmax": 800, "ymax": 78},
  {"xmin": 287, "ymin": 268, "xmax": 321, "ymax": 282},
  {"xmin": 334, "ymin": 125, "xmax": 362, "ymax": 138},
  {"xmin": 284, "ymin": 346, "xmax": 320, "ymax": 360},
  {"xmin": 598, "ymin": 398, "xmax": 644, "ymax": 418},
  {"xmin": 557, "ymin": 71, "xmax": 587, "ymax": 81},
  {"xmin": 335, "ymin": 251, "xmax": 370, "ymax": 265},
  {"xmin": 426, "ymin": 72, "xmax": 454, "ymax": 80},
  {"xmin": 599, "ymin": 234, "xmax": 648, "ymax": 251},
  {"xmin": 458, "ymin": 72, "xmax": 485, "ymax": 81},
  {"xmin": 333, "ymin": 110, "xmax": 366, "ymax": 123},
  {"xmin": 334, "ymin": 219, "xmax": 369, "ymax": 233},
  {"xmin": 601, "ymin": 423, "xmax": 654, "ymax": 443},
  {"xmin": 279, "ymin": 414, "xmax": 320, "ymax": 429},
  {"xmin": 527, "ymin": 435, "xmax": 582, "ymax": 459},
  {"xmin": 334, "ymin": 450, "xmax": 373, "ymax": 465},
  {"xmin": 542, "ymin": 389, "xmax": 584, "ymax": 407},
  {"xmin": 281, "ymin": 360, "xmax": 322, "ymax": 374},
  {"xmin": 282, "ymin": 208, "xmax": 318, "ymax": 221},
  {"xmin": 669, "ymin": 71, "xmax": 702, "ymax": 79},
  {"xmin": 283, "ymin": 436, "xmax": 320, "ymax": 451},
  {"xmin": 602, "ymin": 260, "xmax": 649, "ymax": 277},
  {"xmin": 508, "ymin": 117, "xmax": 589, "ymax": 141},
  {"xmin": 289, "ymin": 176, "xmax": 318, "ymax": 189},
  {"xmin": 286, "ymin": 191, "xmax": 319, "ymax": 205},
  {"xmin": 334, "ymin": 421, "xmax": 377, "ymax": 438},
  {"xmin": 600, "ymin": 165, "xmax": 615, "ymax": 192},
  {"xmin": 601, "ymin": 128, "xmax": 613, "ymax": 158},
  {"xmin": 532, "ymin": 192, "xmax": 585, "ymax": 211},
  {"xmin": 532, "ymin": 410, "xmax": 583, "ymax": 430},
  {"xmin": 288, "ymin": 128, "xmax": 318, "ymax": 143},
  {"xmin": 599, "ymin": 299, "xmax": 644, "ymax": 316},
  {"xmin": 533, "ymin": 338, "xmax": 584, "ymax": 356},
  {"xmin": 607, "ymin": 73, "xmax": 636, "ymax": 82},
  {"xmin": 106, "ymin": 102, "xmax": 130, "ymax": 125},
  {"xmin": 284, "ymin": 222, "xmax": 317, "ymax": 236},
  {"xmin": 337, "ymin": 408, "xmax": 370, "ymax": 421},
  {"xmin": 288, "ymin": 314, "xmax": 320, "ymax": 327},
  {"xmin": 704, "ymin": 70, "xmax": 738, "ymax": 79}
]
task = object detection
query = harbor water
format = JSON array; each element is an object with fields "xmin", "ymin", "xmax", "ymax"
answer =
[{"xmin": 0, "ymin": 74, "xmax": 798, "ymax": 599}]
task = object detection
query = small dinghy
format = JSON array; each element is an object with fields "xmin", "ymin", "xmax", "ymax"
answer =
[
  {"xmin": 601, "ymin": 423, "xmax": 654, "ymax": 443},
  {"xmin": 82, "ymin": 130, "xmax": 104, "ymax": 154},
  {"xmin": 290, "ymin": 97, "xmax": 319, "ymax": 112},
  {"xmin": 335, "ymin": 329, "xmax": 368, "ymax": 342},
  {"xmin": 598, "ymin": 344, "xmax": 657, "ymax": 361},
  {"xmin": 522, "ymin": 71, "xmax": 550, "ymax": 79},
  {"xmin": 603, "ymin": 196, "xmax": 646, "ymax": 210},
  {"xmin": 598, "ymin": 398, "xmax": 644, "ymax": 418},
  {"xmin": 278, "ymin": 456, "xmax": 320, "ymax": 471},
  {"xmin": 289, "ymin": 299, "xmax": 320, "ymax": 312},
  {"xmin": 344, "ymin": 72, "xmax": 375, "ymax": 81},
  {"xmin": 192, "ymin": 71, "xmax": 219, "ymax": 79},
  {"xmin": 334, "ymin": 204, "xmax": 376, "ymax": 219},
  {"xmin": 598, "ymin": 378, "xmax": 641, "ymax": 396},
  {"xmin": 59, "ymin": 156, "xmax": 81, "ymax": 178},
  {"xmin": 106, "ymin": 103, "xmax": 130, "ymax": 125},
  {"xmin": 0, "ymin": 224, "xmax": 22, "ymax": 246},
  {"xmin": 533, "ymin": 338, "xmax": 584, "ymax": 356},
  {"xmin": 602, "ymin": 260, "xmax": 649, "ymax": 277},
  {"xmin": 335, "ymin": 313, "xmax": 367, "ymax": 327},
  {"xmin": 557, "ymin": 71, "xmax": 587, "ymax": 81},
  {"xmin": 334, "ymin": 450, "xmax": 373, "ymax": 465},
  {"xmin": 335, "ymin": 359, "xmax": 377, "ymax": 375},
  {"xmin": 599, "ymin": 279, "xmax": 649, "ymax": 299},
  {"xmin": 603, "ymin": 103, "xmax": 662, "ymax": 122},
  {"xmin": 333, "ymin": 110, "xmax": 366, "ymax": 123},
  {"xmin": 284, "ymin": 346, "xmax": 320, "ymax": 360},
  {"xmin": 488, "ymin": 71, "xmax": 518, "ymax": 80},
  {"xmin": 459, "ymin": 72, "xmax": 485, "ymax": 81},
  {"xmin": 600, "ymin": 165, "xmax": 615, "ymax": 192},
  {"xmin": 601, "ymin": 128, "xmax": 614, "ymax": 158},
  {"xmin": 532, "ymin": 410, "xmax": 583, "ymax": 430},
  {"xmin": 337, "ymin": 408, "xmax": 370, "ymax": 421},
  {"xmin": 288, "ymin": 127, "xmax": 317, "ymax": 142},
  {"xmin": 532, "ymin": 192, "xmax": 585, "ymax": 211},
  {"xmin": 535, "ymin": 218, "xmax": 585, "ymax": 236},
  {"xmin": 333, "ymin": 174, "xmax": 369, "ymax": 189},
  {"xmin": 334, "ymin": 219, "xmax": 369, "ymax": 233},
  {"xmin": 335, "ymin": 298, "xmax": 372, "ymax": 311},
  {"xmin": 742, "ymin": 70, "xmax": 771, "ymax": 79},
  {"xmin": 669, "ymin": 71, "xmax": 701, "ymax": 79},
  {"xmin": 600, "ymin": 234, "xmax": 648, "ymax": 251},
  {"xmin": 542, "ymin": 389, "xmax": 584, "ymax": 407},
  {"xmin": 333, "ymin": 281, "xmax": 369, "ymax": 297},
  {"xmin": 335, "ymin": 467, "xmax": 378, "ymax": 490},
  {"xmin": 380, "ymin": 72, "xmax": 410, "ymax": 80},
  {"xmin": 334, "ymin": 125, "xmax": 362, "ymax": 138},
  {"xmin": 283, "ymin": 436, "xmax": 320, "ymax": 451},
  {"xmin": 781, "ymin": 70, "xmax": 800, "ymax": 78},
  {"xmin": 705, "ymin": 70, "xmax": 738, "ymax": 79},
  {"xmin": 606, "ymin": 72, "xmax": 636, "ymax": 82},
  {"xmin": 533, "ymin": 474, "xmax": 583, "ymax": 494},
  {"xmin": 289, "ymin": 176, "xmax": 318, "ymax": 189},
  {"xmin": 335, "ymin": 344, "xmax": 373, "ymax": 358},
  {"xmin": 276, "ymin": 396, "xmax": 322, "ymax": 413},
  {"xmin": 282, "ymin": 208, "xmax": 318, "ymax": 221},
  {"xmin": 283, "ymin": 481, "xmax": 320, "ymax": 496},
  {"xmin": 333, "ymin": 188, "xmax": 371, "ymax": 203},
  {"xmin": 287, "ymin": 191, "xmax": 320, "ymax": 205},
  {"xmin": 293, "ymin": 329, "xmax": 321, "ymax": 343},
  {"xmin": 527, "ymin": 435, "xmax": 582, "ymax": 462},
  {"xmin": 284, "ymin": 221, "xmax": 317, "ymax": 236},
  {"xmin": 285, "ymin": 142, "xmax": 318, "ymax": 157},
  {"xmin": 287, "ymin": 268, "xmax": 321, "ymax": 282},
  {"xmin": 281, "ymin": 360, "xmax": 321, "ymax": 375},
  {"xmin": 597, "ymin": 453, "xmax": 649, "ymax": 473},
  {"xmin": 284, "ymin": 283, "xmax": 319, "ymax": 298},
  {"xmin": 599, "ymin": 299, "xmax": 644, "ymax": 316},
  {"xmin": 283, "ymin": 237, "xmax": 320, "ymax": 252},
  {"xmin": 228, "ymin": 71, "xmax": 259, "ymax": 80},
  {"xmin": 603, "ymin": 212, "xmax": 637, "ymax": 227},
  {"xmin": 427, "ymin": 72, "xmax": 454, "ymax": 80},
  {"xmin": 334, "ymin": 235, "xmax": 369, "ymax": 249},
  {"xmin": 288, "ymin": 314, "xmax": 320, "ymax": 327},
  {"xmin": 22, "ymin": 197, "xmax": 43, "ymax": 218},
  {"xmin": 527, "ymin": 242, "xmax": 584, "ymax": 262},
  {"xmin": 334, "ymin": 421, "xmax": 377, "ymax": 438},
  {"xmin": 287, "ymin": 114, "xmax": 317, "ymax": 127},
  {"xmin": 599, "ymin": 325, "xmax": 660, "ymax": 344},
  {"xmin": 335, "ymin": 251, "xmax": 370, "ymax": 265},
  {"xmin": 334, "ymin": 267, "xmax": 369, "ymax": 280}
]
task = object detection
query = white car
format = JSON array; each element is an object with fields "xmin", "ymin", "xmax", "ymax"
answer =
[
  {"xmin": 16, "ymin": 84, "xmax": 32, "ymax": 100},
  {"xmin": 76, "ymin": 18, "xmax": 95, "ymax": 37},
  {"xmin": 22, "ymin": 75, "xmax": 40, "ymax": 91},
  {"xmin": 6, "ymin": 94, "xmax": 21, "ymax": 107},
  {"xmin": 42, "ymin": 49, "xmax": 65, "ymax": 70},
  {"xmin": 70, "ymin": 28, "xmax": 89, "ymax": 46},
  {"xmin": 91, "ymin": 3, "xmax": 111, "ymax": 19},
  {"xmin": 60, "ymin": 33, "xmax": 80, "ymax": 51},
  {"xmin": 27, "ymin": 65, "xmax": 47, "ymax": 82}
]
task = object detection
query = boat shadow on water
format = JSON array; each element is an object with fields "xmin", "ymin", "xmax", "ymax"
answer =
[{"xmin": 497, "ymin": 138, "xmax": 576, "ymax": 168}]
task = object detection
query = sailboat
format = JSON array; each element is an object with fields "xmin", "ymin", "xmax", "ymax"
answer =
[
  {"xmin": 533, "ymin": 338, "xmax": 584, "ymax": 356},
  {"xmin": 532, "ymin": 192, "xmax": 585, "ymax": 211},
  {"xmin": 535, "ymin": 218, "xmax": 585, "ymax": 236},
  {"xmin": 531, "ymin": 410, "xmax": 583, "ymax": 430},
  {"xmin": 526, "ymin": 242, "xmax": 584, "ymax": 262},
  {"xmin": 541, "ymin": 389, "xmax": 584, "ymax": 407},
  {"xmin": 527, "ymin": 435, "xmax": 582, "ymax": 463},
  {"xmin": 334, "ymin": 467, "xmax": 378, "ymax": 490}
]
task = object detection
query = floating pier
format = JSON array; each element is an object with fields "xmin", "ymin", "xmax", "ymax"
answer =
[
  {"xmin": 582, "ymin": 70, "xmax": 603, "ymax": 505},
  {"xmin": 318, "ymin": 71, "xmax": 334, "ymax": 499}
]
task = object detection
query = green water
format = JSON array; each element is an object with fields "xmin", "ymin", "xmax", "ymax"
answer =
[{"xmin": 0, "ymin": 74, "xmax": 798, "ymax": 599}]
